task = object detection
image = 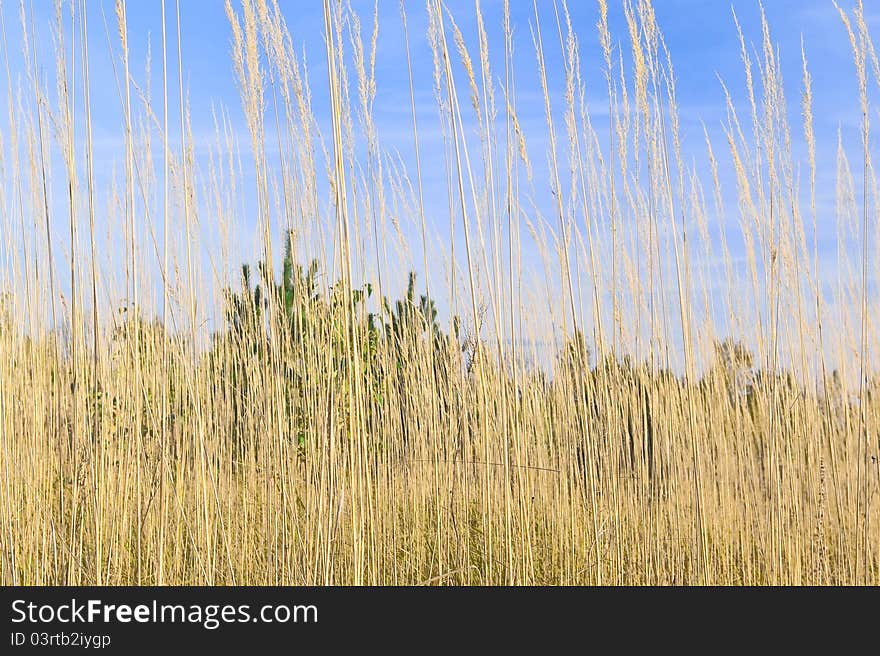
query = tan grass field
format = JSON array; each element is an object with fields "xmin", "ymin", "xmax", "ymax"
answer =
[{"xmin": 0, "ymin": 0, "xmax": 878, "ymax": 585}]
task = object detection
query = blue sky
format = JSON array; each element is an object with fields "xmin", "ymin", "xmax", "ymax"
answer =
[{"xmin": 0, "ymin": 0, "xmax": 876, "ymax": 369}]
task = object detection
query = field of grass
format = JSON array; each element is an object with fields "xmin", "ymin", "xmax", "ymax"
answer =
[{"xmin": 0, "ymin": 0, "xmax": 878, "ymax": 585}]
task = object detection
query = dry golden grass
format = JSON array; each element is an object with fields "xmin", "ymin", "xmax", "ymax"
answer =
[{"xmin": 0, "ymin": 0, "xmax": 878, "ymax": 585}]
